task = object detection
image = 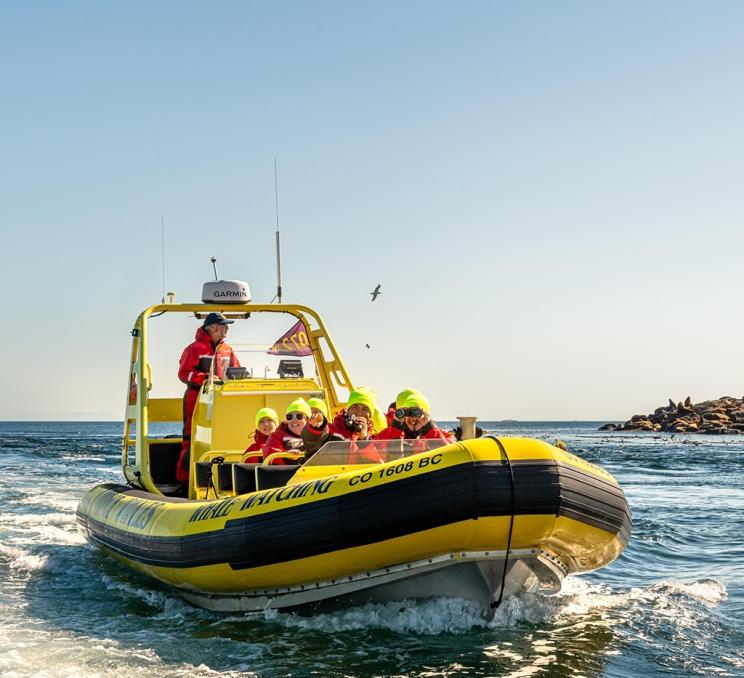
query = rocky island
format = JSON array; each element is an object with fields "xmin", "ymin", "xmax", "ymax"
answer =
[{"xmin": 600, "ymin": 396, "xmax": 744, "ymax": 434}]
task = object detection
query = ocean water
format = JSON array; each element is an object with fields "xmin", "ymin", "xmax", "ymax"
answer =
[{"xmin": 0, "ymin": 421, "xmax": 742, "ymax": 678}]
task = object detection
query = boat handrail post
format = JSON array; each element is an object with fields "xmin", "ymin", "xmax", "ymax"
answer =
[
  {"xmin": 139, "ymin": 313, "xmax": 149, "ymax": 448},
  {"xmin": 129, "ymin": 310, "xmax": 150, "ymax": 479},
  {"xmin": 122, "ymin": 328, "xmax": 138, "ymax": 469},
  {"xmin": 457, "ymin": 416, "xmax": 477, "ymax": 440}
]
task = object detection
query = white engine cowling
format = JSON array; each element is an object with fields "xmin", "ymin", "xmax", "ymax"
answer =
[{"xmin": 201, "ymin": 280, "xmax": 251, "ymax": 304}]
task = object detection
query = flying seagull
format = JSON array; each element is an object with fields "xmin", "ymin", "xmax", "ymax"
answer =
[
  {"xmin": 365, "ymin": 343, "xmax": 371, "ymax": 349},
  {"xmin": 370, "ymin": 284, "xmax": 381, "ymax": 302}
]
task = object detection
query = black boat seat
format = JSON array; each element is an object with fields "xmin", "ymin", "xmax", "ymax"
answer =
[
  {"xmin": 149, "ymin": 440, "xmax": 182, "ymax": 485},
  {"xmin": 195, "ymin": 461, "xmax": 212, "ymax": 488},
  {"xmin": 196, "ymin": 459, "xmax": 297, "ymax": 495},
  {"xmin": 195, "ymin": 453, "xmax": 243, "ymax": 492},
  {"xmin": 232, "ymin": 463, "xmax": 260, "ymax": 495},
  {"xmin": 255, "ymin": 465, "xmax": 298, "ymax": 490},
  {"xmin": 217, "ymin": 463, "xmax": 235, "ymax": 492}
]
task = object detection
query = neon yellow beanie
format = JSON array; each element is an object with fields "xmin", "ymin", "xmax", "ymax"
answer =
[
  {"xmin": 401, "ymin": 392, "xmax": 430, "ymax": 414},
  {"xmin": 307, "ymin": 397, "xmax": 328, "ymax": 419},
  {"xmin": 286, "ymin": 398, "xmax": 312, "ymax": 418},
  {"xmin": 347, "ymin": 386, "xmax": 377, "ymax": 414},
  {"xmin": 395, "ymin": 388, "xmax": 421, "ymax": 409},
  {"xmin": 255, "ymin": 407, "xmax": 279, "ymax": 428},
  {"xmin": 371, "ymin": 407, "xmax": 388, "ymax": 433}
]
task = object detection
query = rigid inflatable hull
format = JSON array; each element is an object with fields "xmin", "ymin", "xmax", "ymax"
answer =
[{"xmin": 76, "ymin": 437, "xmax": 631, "ymax": 612}]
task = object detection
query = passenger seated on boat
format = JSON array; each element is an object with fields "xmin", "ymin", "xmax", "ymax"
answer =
[
  {"xmin": 307, "ymin": 397, "xmax": 328, "ymax": 422},
  {"xmin": 303, "ymin": 387, "xmax": 383, "ymax": 463},
  {"xmin": 375, "ymin": 392, "xmax": 455, "ymax": 444},
  {"xmin": 176, "ymin": 312, "xmax": 241, "ymax": 484},
  {"xmin": 242, "ymin": 407, "xmax": 279, "ymax": 463},
  {"xmin": 385, "ymin": 388, "xmax": 422, "ymax": 430},
  {"xmin": 263, "ymin": 398, "xmax": 311, "ymax": 465},
  {"xmin": 385, "ymin": 402, "xmax": 396, "ymax": 426}
]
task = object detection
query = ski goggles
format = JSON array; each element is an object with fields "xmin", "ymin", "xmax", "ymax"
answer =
[
  {"xmin": 395, "ymin": 407, "xmax": 425, "ymax": 419},
  {"xmin": 285, "ymin": 412, "xmax": 306, "ymax": 421}
]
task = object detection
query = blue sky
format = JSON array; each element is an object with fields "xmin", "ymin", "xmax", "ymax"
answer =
[{"xmin": 1, "ymin": 1, "xmax": 743, "ymax": 420}]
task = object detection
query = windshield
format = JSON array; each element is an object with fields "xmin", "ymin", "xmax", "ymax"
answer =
[
  {"xmin": 303, "ymin": 439, "xmax": 448, "ymax": 466},
  {"xmin": 205, "ymin": 345, "xmax": 317, "ymax": 382},
  {"xmin": 146, "ymin": 310, "xmax": 325, "ymax": 398}
]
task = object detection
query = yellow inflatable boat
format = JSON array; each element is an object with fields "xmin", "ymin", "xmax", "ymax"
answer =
[{"xmin": 77, "ymin": 281, "xmax": 631, "ymax": 613}]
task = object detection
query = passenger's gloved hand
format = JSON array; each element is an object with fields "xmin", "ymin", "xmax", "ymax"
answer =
[{"xmin": 308, "ymin": 412, "xmax": 326, "ymax": 429}]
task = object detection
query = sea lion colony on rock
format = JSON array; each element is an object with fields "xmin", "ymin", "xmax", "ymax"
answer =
[{"xmin": 600, "ymin": 396, "xmax": 744, "ymax": 434}]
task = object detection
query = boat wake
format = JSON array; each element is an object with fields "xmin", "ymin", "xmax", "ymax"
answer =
[
  {"xmin": 240, "ymin": 575, "xmax": 730, "ymax": 636},
  {"xmin": 0, "ymin": 543, "xmax": 49, "ymax": 574}
]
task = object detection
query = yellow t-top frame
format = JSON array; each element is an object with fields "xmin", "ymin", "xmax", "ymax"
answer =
[{"xmin": 122, "ymin": 302, "xmax": 355, "ymax": 497}]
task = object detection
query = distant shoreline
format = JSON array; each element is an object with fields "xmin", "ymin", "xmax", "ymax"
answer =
[
  {"xmin": 601, "ymin": 396, "xmax": 744, "ymax": 435},
  {"xmin": 0, "ymin": 419, "xmax": 618, "ymax": 424}
]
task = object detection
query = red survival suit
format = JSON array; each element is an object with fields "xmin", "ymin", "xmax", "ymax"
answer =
[
  {"xmin": 303, "ymin": 410, "xmax": 383, "ymax": 464},
  {"xmin": 176, "ymin": 326, "xmax": 239, "ymax": 483},
  {"xmin": 263, "ymin": 423, "xmax": 306, "ymax": 465},
  {"xmin": 385, "ymin": 403, "xmax": 396, "ymax": 427},
  {"xmin": 242, "ymin": 431, "xmax": 268, "ymax": 464},
  {"xmin": 375, "ymin": 421, "xmax": 455, "ymax": 444}
]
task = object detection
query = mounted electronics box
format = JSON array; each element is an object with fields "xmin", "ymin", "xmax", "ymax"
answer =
[{"xmin": 202, "ymin": 280, "xmax": 251, "ymax": 304}]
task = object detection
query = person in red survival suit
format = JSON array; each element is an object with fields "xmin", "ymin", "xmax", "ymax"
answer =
[
  {"xmin": 302, "ymin": 387, "xmax": 383, "ymax": 463},
  {"xmin": 262, "ymin": 398, "xmax": 311, "ymax": 465},
  {"xmin": 176, "ymin": 312, "xmax": 240, "ymax": 483},
  {"xmin": 374, "ymin": 392, "xmax": 455, "ymax": 445},
  {"xmin": 384, "ymin": 387, "xmax": 422, "ymax": 429},
  {"xmin": 242, "ymin": 407, "xmax": 279, "ymax": 464}
]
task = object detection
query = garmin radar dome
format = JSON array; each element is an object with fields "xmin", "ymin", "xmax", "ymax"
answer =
[{"xmin": 201, "ymin": 280, "xmax": 251, "ymax": 304}]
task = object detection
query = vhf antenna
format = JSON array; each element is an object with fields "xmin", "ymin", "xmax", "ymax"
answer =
[
  {"xmin": 161, "ymin": 216, "xmax": 166, "ymax": 302},
  {"xmin": 210, "ymin": 256, "xmax": 219, "ymax": 281},
  {"xmin": 274, "ymin": 158, "xmax": 282, "ymax": 303}
]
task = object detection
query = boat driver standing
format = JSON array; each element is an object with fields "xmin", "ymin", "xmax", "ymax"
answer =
[{"xmin": 175, "ymin": 312, "xmax": 240, "ymax": 484}]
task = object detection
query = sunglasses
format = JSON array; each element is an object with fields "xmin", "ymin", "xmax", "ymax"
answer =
[
  {"xmin": 396, "ymin": 407, "xmax": 425, "ymax": 419},
  {"xmin": 286, "ymin": 412, "xmax": 306, "ymax": 421}
]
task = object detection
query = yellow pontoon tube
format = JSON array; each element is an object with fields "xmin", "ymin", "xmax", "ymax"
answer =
[{"xmin": 77, "ymin": 436, "xmax": 630, "ymax": 613}]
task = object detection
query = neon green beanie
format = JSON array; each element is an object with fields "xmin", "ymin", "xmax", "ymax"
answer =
[
  {"xmin": 371, "ymin": 407, "xmax": 388, "ymax": 433},
  {"xmin": 347, "ymin": 386, "xmax": 376, "ymax": 414},
  {"xmin": 255, "ymin": 407, "xmax": 279, "ymax": 428},
  {"xmin": 286, "ymin": 398, "xmax": 312, "ymax": 418},
  {"xmin": 401, "ymin": 392, "xmax": 430, "ymax": 414},
  {"xmin": 307, "ymin": 397, "xmax": 328, "ymax": 418},
  {"xmin": 395, "ymin": 388, "xmax": 421, "ymax": 409}
]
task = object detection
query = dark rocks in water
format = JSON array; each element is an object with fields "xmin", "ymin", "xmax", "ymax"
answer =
[{"xmin": 600, "ymin": 396, "xmax": 744, "ymax": 435}]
